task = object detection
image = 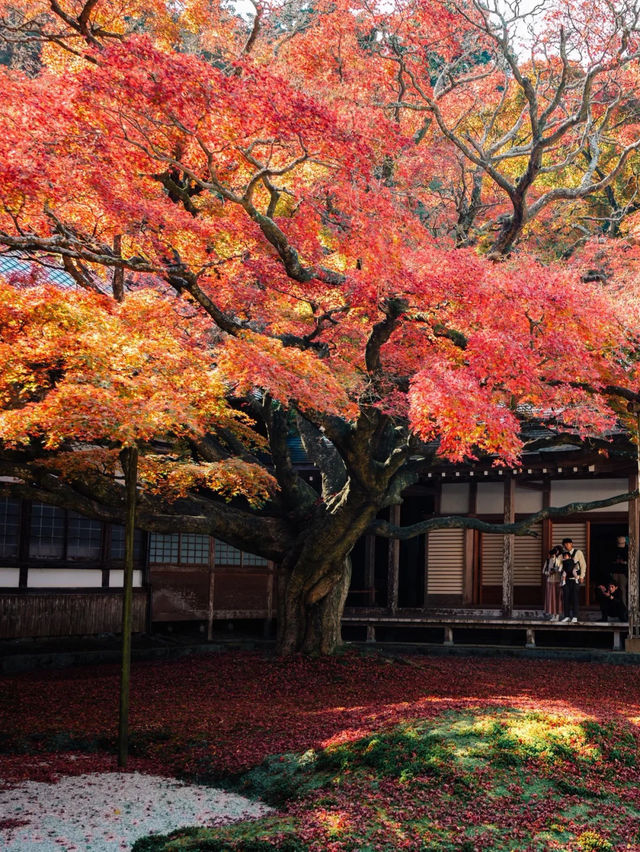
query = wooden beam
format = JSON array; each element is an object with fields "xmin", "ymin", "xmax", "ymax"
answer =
[
  {"xmin": 542, "ymin": 477, "xmax": 551, "ymax": 556},
  {"xmin": 364, "ymin": 535, "xmax": 376, "ymax": 606},
  {"xmin": 207, "ymin": 570, "xmax": 215, "ymax": 642},
  {"xmin": 264, "ymin": 567, "xmax": 274, "ymax": 638},
  {"xmin": 18, "ymin": 500, "xmax": 30, "ymax": 589},
  {"xmin": 502, "ymin": 475, "xmax": 515, "ymax": 617},
  {"xmin": 464, "ymin": 481, "xmax": 477, "ymax": 605},
  {"xmin": 387, "ymin": 505, "xmax": 400, "ymax": 614},
  {"xmin": 463, "ymin": 528, "xmax": 474, "ymax": 605},
  {"xmin": 628, "ymin": 471, "xmax": 639, "ymax": 641}
]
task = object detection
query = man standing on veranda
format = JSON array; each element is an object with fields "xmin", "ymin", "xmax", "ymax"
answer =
[{"xmin": 561, "ymin": 537, "xmax": 587, "ymax": 623}]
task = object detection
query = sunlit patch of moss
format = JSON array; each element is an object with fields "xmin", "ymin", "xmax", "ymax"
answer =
[
  {"xmin": 480, "ymin": 711, "xmax": 600, "ymax": 768},
  {"xmin": 133, "ymin": 708, "xmax": 640, "ymax": 852},
  {"xmin": 576, "ymin": 830, "xmax": 614, "ymax": 851},
  {"xmin": 315, "ymin": 808, "xmax": 351, "ymax": 838}
]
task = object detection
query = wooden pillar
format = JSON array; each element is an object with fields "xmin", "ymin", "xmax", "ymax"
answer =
[
  {"xmin": 542, "ymin": 477, "xmax": 551, "ymax": 555},
  {"xmin": 18, "ymin": 500, "xmax": 31, "ymax": 589},
  {"xmin": 207, "ymin": 570, "xmax": 216, "ymax": 641},
  {"xmin": 118, "ymin": 444, "xmax": 138, "ymax": 769},
  {"xmin": 264, "ymin": 567, "xmax": 274, "ymax": 638},
  {"xmin": 207, "ymin": 538, "xmax": 216, "ymax": 642},
  {"xmin": 502, "ymin": 475, "xmax": 515, "ymax": 617},
  {"xmin": 387, "ymin": 505, "xmax": 400, "ymax": 614},
  {"xmin": 364, "ymin": 535, "xmax": 376, "ymax": 606},
  {"xmin": 463, "ymin": 528, "xmax": 474, "ymax": 605},
  {"xmin": 422, "ymin": 532, "xmax": 429, "ymax": 611},
  {"xmin": 627, "ymin": 471, "xmax": 640, "ymax": 646},
  {"xmin": 467, "ymin": 481, "xmax": 478, "ymax": 605}
]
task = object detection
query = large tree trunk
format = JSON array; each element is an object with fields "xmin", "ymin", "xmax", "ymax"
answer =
[
  {"xmin": 276, "ymin": 492, "xmax": 380, "ymax": 654},
  {"xmin": 277, "ymin": 554, "xmax": 352, "ymax": 655}
]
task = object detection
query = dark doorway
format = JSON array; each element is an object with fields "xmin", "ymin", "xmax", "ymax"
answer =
[
  {"xmin": 589, "ymin": 522, "xmax": 627, "ymax": 587},
  {"xmin": 398, "ymin": 496, "xmax": 433, "ymax": 608},
  {"xmin": 346, "ymin": 509, "xmax": 390, "ymax": 608}
]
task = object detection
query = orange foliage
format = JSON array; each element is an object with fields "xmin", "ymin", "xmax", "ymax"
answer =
[{"xmin": 0, "ymin": 0, "xmax": 638, "ymax": 473}]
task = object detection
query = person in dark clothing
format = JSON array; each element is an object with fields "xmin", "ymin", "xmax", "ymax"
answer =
[
  {"xmin": 560, "ymin": 552, "xmax": 580, "ymax": 623},
  {"xmin": 559, "ymin": 537, "xmax": 586, "ymax": 623},
  {"xmin": 612, "ymin": 536, "xmax": 628, "ymax": 607},
  {"xmin": 596, "ymin": 581, "xmax": 628, "ymax": 622}
]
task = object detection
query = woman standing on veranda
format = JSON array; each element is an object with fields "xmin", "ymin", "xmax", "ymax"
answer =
[{"xmin": 543, "ymin": 545, "xmax": 563, "ymax": 620}]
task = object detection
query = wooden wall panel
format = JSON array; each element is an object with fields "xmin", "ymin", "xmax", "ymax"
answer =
[
  {"xmin": 427, "ymin": 530, "xmax": 464, "ymax": 595},
  {"xmin": 213, "ymin": 573, "xmax": 270, "ymax": 610},
  {"xmin": 0, "ymin": 591, "xmax": 146, "ymax": 638},
  {"xmin": 150, "ymin": 569, "xmax": 209, "ymax": 621},
  {"xmin": 550, "ymin": 522, "xmax": 587, "ymax": 553},
  {"xmin": 481, "ymin": 527, "xmax": 542, "ymax": 588},
  {"xmin": 514, "ymin": 525, "xmax": 543, "ymax": 586},
  {"xmin": 481, "ymin": 534, "xmax": 503, "ymax": 586}
]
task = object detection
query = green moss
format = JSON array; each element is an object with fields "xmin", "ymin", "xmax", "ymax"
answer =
[
  {"xmin": 131, "ymin": 818, "xmax": 308, "ymax": 852},
  {"xmin": 133, "ymin": 708, "xmax": 640, "ymax": 852}
]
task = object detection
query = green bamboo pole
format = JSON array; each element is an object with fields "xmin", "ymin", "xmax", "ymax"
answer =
[{"xmin": 118, "ymin": 444, "xmax": 138, "ymax": 768}]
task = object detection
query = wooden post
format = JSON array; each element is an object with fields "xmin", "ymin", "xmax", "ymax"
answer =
[
  {"xmin": 502, "ymin": 475, "xmax": 515, "ymax": 617},
  {"xmin": 463, "ymin": 528, "xmax": 474, "ymax": 605},
  {"xmin": 264, "ymin": 567, "xmax": 274, "ymax": 638},
  {"xmin": 364, "ymin": 535, "xmax": 376, "ymax": 606},
  {"xmin": 387, "ymin": 505, "xmax": 400, "ymax": 614},
  {"xmin": 627, "ymin": 406, "xmax": 640, "ymax": 651},
  {"xmin": 118, "ymin": 444, "xmax": 138, "ymax": 769},
  {"xmin": 207, "ymin": 570, "xmax": 216, "ymax": 642},
  {"xmin": 18, "ymin": 500, "xmax": 31, "ymax": 590},
  {"xmin": 628, "ymin": 473, "xmax": 639, "ymax": 644}
]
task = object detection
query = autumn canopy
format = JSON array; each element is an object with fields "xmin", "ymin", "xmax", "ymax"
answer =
[{"xmin": 1, "ymin": 0, "xmax": 640, "ymax": 653}]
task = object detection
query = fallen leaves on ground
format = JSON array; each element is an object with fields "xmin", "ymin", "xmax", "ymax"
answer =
[{"xmin": 3, "ymin": 650, "xmax": 640, "ymax": 850}]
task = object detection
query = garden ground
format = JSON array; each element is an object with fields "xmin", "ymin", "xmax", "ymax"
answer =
[{"xmin": 2, "ymin": 648, "xmax": 640, "ymax": 851}]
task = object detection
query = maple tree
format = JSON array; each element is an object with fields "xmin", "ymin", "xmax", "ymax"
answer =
[{"xmin": 1, "ymin": 0, "xmax": 640, "ymax": 654}]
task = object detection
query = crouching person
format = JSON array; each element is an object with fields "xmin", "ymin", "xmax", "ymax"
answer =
[{"xmin": 596, "ymin": 581, "xmax": 628, "ymax": 623}]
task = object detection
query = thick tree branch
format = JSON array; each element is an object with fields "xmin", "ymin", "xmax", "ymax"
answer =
[
  {"xmin": 370, "ymin": 491, "xmax": 640, "ymax": 540},
  {"xmin": 365, "ymin": 297, "xmax": 408, "ymax": 373},
  {"xmin": 0, "ymin": 456, "xmax": 290, "ymax": 560},
  {"xmin": 296, "ymin": 413, "xmax": 348, "ymax": 498}
]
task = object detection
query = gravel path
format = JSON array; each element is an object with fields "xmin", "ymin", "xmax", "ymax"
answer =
[{"xmin": 0, "ymin": 771, "xmax": 272, "ymax": 851}]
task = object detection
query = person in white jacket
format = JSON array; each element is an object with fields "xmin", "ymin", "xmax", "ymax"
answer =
[{"xmin": 559, "ymin": 537, "xmax": 587, "ymax": 623}]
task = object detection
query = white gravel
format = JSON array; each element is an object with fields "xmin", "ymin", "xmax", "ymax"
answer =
[{"xmin": 0, "ymin": 771, "xmax": 272, "ymax": 851}]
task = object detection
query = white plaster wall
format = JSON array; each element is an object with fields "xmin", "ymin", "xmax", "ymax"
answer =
[
  {"xmin": 476, "ymin": 482, "xmax": 504, "ymax": 514},
  {"xmin": 515, "ymin": 483, "xmax": 543, "ymax": 513},
  {"xmin": 550, "ymin": 479, "xmax": 629, "ymax": 512},
  {"xmin": 440, "ymin": 483, "xmax": 470, "ymax": 513},
  {"xmin": 109, "ymin": 570, "xmax": 143, "ymax": 588},
  {"xmin": 0, "ymin": 567, "xmax": 19, "ymax": 587},
  {"xmin": 27, "ymin": 569, "xmax": 103, "ymax": 588}
]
